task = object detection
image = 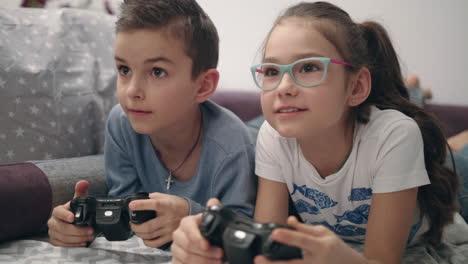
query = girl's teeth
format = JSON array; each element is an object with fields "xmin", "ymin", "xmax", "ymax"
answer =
[{"xmin": 279, "ymin": 108, "xmax": 299, "ymax": 113}]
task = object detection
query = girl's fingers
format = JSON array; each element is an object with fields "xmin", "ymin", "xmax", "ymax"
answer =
[
  {"xmin": 271, "ymin": 227, "xmax": 318, "ymax": 252},
  {"xmin": 171, "ymin": 242, "xmax": 222, "ymax": 264},
  {"xmin": 254, "ymin": 255, "xmax": 303, "ymax": 264},
  {"xmin": 287, "ymin": 216, "xmax": 330, "ymax": 236}
]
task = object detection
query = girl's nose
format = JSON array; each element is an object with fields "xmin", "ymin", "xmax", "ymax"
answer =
[{"xmin": 277, "ymin": 72, "xmax": 299, "ymax": 97}]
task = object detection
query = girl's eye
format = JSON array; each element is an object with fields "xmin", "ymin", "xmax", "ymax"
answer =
[
  {"xmin": 152, "ymin": 67, "xmax": 167, "ymax": 78},
  {"xmin": 301, "ymin": 63, "xmax": 320, "ymax": 73},
  {"xmin": 265, "ymin": 67, "xmax": 279, "ymax": 77},
  {"xmin": 117, "ymin": 65, "xmax": 130, "ymax": 76}
]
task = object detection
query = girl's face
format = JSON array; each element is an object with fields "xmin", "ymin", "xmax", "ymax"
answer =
[{"xmin": 261, "ymin": 18, "xmax": 352, "ymax": 139}]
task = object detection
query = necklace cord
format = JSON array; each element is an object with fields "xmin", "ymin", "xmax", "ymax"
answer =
[{"xmin": 168, "ymin": 115, "xmax": 203, "ymax": 176}]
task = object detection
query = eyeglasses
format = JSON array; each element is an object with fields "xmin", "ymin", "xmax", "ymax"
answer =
[{"xmin": 250, "ymin": 57, "xmax": 354, "ymax": 91}]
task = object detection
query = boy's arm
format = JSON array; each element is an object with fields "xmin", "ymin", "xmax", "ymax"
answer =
[
  {"xmin": 104, "ymin": 106, "xmax": 141, "ymax": 197},
  {"xmin": 208, "ymin": 145, "xmax": 257, "ymax": 218}
]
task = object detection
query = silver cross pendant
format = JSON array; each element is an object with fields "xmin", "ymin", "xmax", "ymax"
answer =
[{"xmin": 166, "ymin": 172, "xmax": 175, "ymax": 190}]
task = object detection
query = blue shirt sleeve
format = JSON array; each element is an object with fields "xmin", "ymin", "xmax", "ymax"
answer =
[
  {"xmin": 104, "ymin": 105, "xmax": 141, "ymax": 197},
  {"xmin": 211, "ymin": 144, "xmax": 257, "ymax": 218}
]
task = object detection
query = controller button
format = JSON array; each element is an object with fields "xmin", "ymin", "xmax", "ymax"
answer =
[{"xmin": 233, "ymin": 230, "xmax": 247, "ymax": 240}]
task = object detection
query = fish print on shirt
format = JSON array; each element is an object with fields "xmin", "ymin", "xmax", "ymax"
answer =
[
  {"xmin": 294, "ymin": 199, "xmax": 320, "ymax": 215},
  {"xmin": 291, "ymin": 184, "xmax": 338, "ymax": 209},
  {"xmin": 348, "ymin": 188, "xmax": 372, "ymax": 201},
  {"xmin": 334, "ymin": 204, "xmax": 370, "ymax": 224},
  {"xmin": 313, "ymin": 221, "xmax": 367, "ymax": 237}
]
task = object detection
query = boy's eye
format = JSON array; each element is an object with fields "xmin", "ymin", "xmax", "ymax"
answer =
[
  {"xmin": 152, "ymin": 67, "xmax": 167, "ymax": 78},
  {"xmin": 117, "ymin": 65, "xmax": 130, "ymax": 76}
]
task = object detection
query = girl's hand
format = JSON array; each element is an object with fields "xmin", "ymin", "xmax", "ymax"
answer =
[
  {"xmin": 171, "ymin": 198, "xmax": 224, "ymax": 264},
  {"xmin": 254, "ymin": 216, "xmax": 368, "ymax": 264},
  {"xmin": 128, "ymin": 192, "xmax": 190, "ymax": 248}
]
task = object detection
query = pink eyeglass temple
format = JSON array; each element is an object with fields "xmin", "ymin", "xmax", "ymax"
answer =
[{"xmin": 330, "ymin": 58, "xmax": 354, "ymax": 67}]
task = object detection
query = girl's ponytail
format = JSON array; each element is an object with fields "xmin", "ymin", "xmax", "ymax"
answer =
[{"xmin": 358, "ymin": 21, "xmax": 459, "ymax": 245}]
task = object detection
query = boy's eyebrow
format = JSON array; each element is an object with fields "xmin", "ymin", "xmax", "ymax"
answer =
[{"xmin": 114, "ymin": 56, "xmax": 174, "ymax": 65}]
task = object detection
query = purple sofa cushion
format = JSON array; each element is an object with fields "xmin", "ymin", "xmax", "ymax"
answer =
[
  {"xmin": 211, "ymin": 91, "xmax": 262, "ymax": 122},
  {"xmin": 0, "ymin": 163, "xmax": 52, "ymax": 242},
  {"xmin": 426, "ymin": 104, "xmax": 468, "ymax": 138}
]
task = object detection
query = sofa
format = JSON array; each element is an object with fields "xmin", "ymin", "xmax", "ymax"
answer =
[{"xmin": 1, "ymin": 7, "xmax": 468, "ymax": 264}]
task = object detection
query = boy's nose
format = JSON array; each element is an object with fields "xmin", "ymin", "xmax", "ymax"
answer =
[
  {"xmin": 277, "ymin": 72, "xmax": 299, "ymax": 96},
  {"xmin": 127, "ymin": 78, "xmax": 145, "ymax": 100}
]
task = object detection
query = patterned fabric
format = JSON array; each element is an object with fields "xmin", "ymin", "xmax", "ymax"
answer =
[
  {"xmin": 0, "ymin": 236, "xmax": 172, "ymax": 263},
  {"xmin": 0, "ymin": 8, "xmax": 117, "ymax": 164}
]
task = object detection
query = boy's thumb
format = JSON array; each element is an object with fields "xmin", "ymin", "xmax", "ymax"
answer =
[
  {"xmin": 73, "ymin": 180, "xmax": 90, "ymax": 199},
  {"xmin": 206, "ymin": 198, "xmax": 221, "ymax": 207}
]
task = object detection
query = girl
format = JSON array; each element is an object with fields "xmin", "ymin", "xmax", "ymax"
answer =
[{"xmin": 170, "ymin": 2, "xmax": 459, "ymax": 263}]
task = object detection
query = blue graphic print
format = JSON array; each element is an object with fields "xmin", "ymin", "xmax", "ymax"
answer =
[
  {"xmin": 334, "ymin": 204, "xmax": 370, "ymax": 224},
  {"xmin": 407, "ymin": 219, "xmax": 423, "ymax": 244},
  {"xmin": 348, "ymin": 188, "xmax": 372, "ymax": 201},
  {"xmin": 291, "ymin": 184, "xmax": 338, "ymax": 209},
  {"xmin": 294, "ymin": 199, "xmax": 320, "ymax": 215},
  {"xmin": 313, "ymin": 221, "xmax": 367, "ymax": 237}
]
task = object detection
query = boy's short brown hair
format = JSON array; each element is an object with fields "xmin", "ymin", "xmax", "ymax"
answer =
[{"xmin": 116, "ymin": 0, "xmax": 219, "ymax": 79}]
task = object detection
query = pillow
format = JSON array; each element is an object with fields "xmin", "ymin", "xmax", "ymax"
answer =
[
  {"xmin": 0, "ymin": 8, "xmax": 117, "ymax": 164},
  {"xmin": 454, "ymin": 145, "xmax": 468, "ymax": 222},
  {"xmin": 0, "ymin": 163, "xmax": 52, "ymax": 242}
]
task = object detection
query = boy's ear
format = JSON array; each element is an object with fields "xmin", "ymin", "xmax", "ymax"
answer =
[
  {"xmin": 347, "ymin": 67, "xmax": 371, "ymax": 107},
  {"xmin": 194, "ymin": 69, "xmax": 219, "ymax": 103}
]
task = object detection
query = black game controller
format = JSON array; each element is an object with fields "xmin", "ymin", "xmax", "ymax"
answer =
[
  {"xmin": 200, "ymin": 205, "xmax": 302, "ymax": 264},
  {"xmin": 70, "ymin": 192, "xmax": 156, "ymax": 241}
]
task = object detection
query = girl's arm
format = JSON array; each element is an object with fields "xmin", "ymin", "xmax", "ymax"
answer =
[
  {"xmin": 254, "ymin": 177, "xmax": 290, "ymax": 225},
  {"xmin": 364, "ymin": 187, "xmax": 418, "ymax": 264}
]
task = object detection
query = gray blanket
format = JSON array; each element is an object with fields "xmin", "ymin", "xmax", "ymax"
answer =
[{"xmin": 1, "ymin": 214, "xmax": 468, "ymax": 264}]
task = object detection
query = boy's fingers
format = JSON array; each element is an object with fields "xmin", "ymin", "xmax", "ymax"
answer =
[
  {"xmin": 52, "ymin": 204, "xmax": 75, "ymax": 223},
  {"xmin": 206, "ymin": 198, "xmax": 221, "ymax": 207},
  {"xmin": 49, "ymin": 238, "xmax": 87, "ymax": 248},
  {"xmin": 73, "ymin": 180, "xmax": 90, "ymax": 199}
]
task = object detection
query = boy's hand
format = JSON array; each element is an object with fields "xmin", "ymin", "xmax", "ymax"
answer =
[
  {"xmin": 129, "ymin": 192, "xmax": 190, "ymax": 248},
  {"xmin": 253, "ymin": 216, "xmax": 367, "ymax": 264},
  {"xmin": 47, "ymin": 180, "xmax": 95, "ymax": 247},
  {"xmin": 171, "ymin": 198, "xmax": 224, "ymax": 264}
]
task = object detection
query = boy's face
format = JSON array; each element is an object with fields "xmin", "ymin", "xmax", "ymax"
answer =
[{"xmin": 114, "ymin": 28, "xmax": 201, "ymax": 135}]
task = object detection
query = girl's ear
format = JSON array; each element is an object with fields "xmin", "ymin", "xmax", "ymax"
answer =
[
  {"xmin": 347, "ymin": 67, "xmax": 371, "ymax": 107},
  {"xmin": 194, "ymin": 69, "xmax": 219, "ymax": 103}
]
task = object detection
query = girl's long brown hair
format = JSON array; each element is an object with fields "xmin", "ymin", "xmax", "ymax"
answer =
[{"xmin": 268, "ymin": 1, "xmax": 459, "ymax": 245}]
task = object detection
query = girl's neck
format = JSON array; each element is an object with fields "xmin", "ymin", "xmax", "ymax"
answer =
[{"xmin": 298, "ymin": 117, "xmax": 355, "ymax": 179}]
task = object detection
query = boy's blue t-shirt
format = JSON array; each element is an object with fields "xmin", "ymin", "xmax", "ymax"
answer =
[{"xmin": 104, "ymin": 100, "xmax": 257, "ymax": 217}]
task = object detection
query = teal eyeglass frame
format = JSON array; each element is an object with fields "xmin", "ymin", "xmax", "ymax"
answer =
[{"xmin": 250, "ymin": 57, "xmax": 354, "ymax": 91}]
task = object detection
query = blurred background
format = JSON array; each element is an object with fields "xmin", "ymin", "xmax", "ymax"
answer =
[{"xmin": 4, "ymin": 0, "xmax": 468, "ymax": 106}]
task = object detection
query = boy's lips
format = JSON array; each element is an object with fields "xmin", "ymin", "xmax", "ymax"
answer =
[{"xmin": 127, "ymin": 108, "xmax": 153, "ymax": 116}]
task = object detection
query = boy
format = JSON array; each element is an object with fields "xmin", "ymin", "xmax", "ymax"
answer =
[{"xmin": 47, "ymin": 0, "xmax": 256, "ymax": 249}]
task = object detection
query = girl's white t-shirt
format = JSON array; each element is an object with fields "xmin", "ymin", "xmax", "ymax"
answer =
[{"xmin": 255, "ymin": 106, "xmax": 430, "ymax": 243}]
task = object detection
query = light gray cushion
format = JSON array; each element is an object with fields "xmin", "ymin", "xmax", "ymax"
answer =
[
  {"xmin": 0, "ymin": 8, "xmax": 117, "ymax": 164},
  {"xmin": 34, "ymin": 154, "xmax": 107, "ymax": 208}
]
